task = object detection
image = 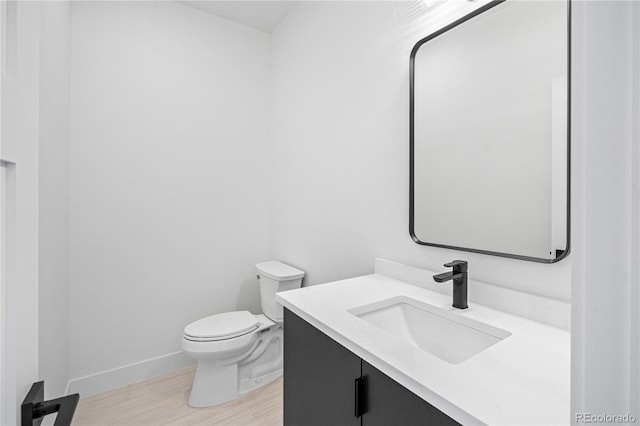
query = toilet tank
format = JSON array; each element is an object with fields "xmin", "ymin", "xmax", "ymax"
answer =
[{"xmin": 256, "ymin": 261, "xmax": 304, "ymax": 322}]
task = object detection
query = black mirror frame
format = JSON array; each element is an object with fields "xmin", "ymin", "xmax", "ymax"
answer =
[{"xmin": 409, "ymin": 0, "xmax": 571, "ymax": 264}]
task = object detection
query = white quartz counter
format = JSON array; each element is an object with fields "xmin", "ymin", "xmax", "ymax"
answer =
[{"xmin": 276, "ymin": 273, "xmax": 570, "ymax": 425}]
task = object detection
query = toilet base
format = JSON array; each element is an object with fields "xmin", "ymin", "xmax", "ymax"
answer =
[
  {"xmin": 188, "ymin": 362, "xmax": 238, "ymax": 408},
  {"xmin": 239, "ymin": 368, "xmax": 282, "ymax": 395},
  {"xmin": 187, "ymin": 363, "xmax": 283, "ymax": 408},
  {"xmin": 185, "ymin": 318, "xmax": 284, "ymax": 408}
]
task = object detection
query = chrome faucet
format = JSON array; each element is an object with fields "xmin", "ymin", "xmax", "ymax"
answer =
[{"xmin": 433, "ymin": 260, "xmax": 468, "ymax": 309}]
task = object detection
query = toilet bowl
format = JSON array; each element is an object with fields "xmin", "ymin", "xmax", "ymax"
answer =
[{"xmin": 181, "ymin": 261, "xmax": 304, "ymax": 408}]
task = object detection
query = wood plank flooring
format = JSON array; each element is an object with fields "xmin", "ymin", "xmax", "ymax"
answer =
[{"xmin": 72, "ymin": 366, "xmax": 283, "ymax": 426}]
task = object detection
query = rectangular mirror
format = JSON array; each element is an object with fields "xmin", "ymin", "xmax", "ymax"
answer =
[{"xmin": 410, "ymin": 0, "xmax": 570, "ymax": 263}]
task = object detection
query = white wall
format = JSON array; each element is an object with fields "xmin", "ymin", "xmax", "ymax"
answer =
[
  {"xmin": 1, "ymin": 1, "xmax": 40, "ymax": 423},
  {"xmin": 270, "ymin": 1, "xmax": 571, "ymax": 301},
  {"xmin": 632, "ymin": 1, "xmax": 640, "ymax": 416},
  {"xmin": 69, "ymin": 1, "xmax": 271, "ymax": 382},
  {"xmin": 39, "ymin": 0, "xmax": 71, "ymax": 398},
  {"xmin": 571, "ymin": 1, "xmax": 639, "ymax": 421}
]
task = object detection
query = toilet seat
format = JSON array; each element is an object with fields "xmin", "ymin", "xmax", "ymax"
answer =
[
  {"xmin": 184, "ymin": 310, "xmax": 259, "ymax": 342},
  {"xmin": 181, "ymin": 313, "xmax": 276, "ymax": 362}
]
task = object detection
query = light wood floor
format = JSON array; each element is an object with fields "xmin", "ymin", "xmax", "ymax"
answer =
[{"xmin": 72, "ymin": 366, "xmax": 283, "ymax": 426}]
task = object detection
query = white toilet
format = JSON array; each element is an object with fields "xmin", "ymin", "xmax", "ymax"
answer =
[{"xmin": 181, "ymin": 261, "xmax": 304, "ymax": 408}]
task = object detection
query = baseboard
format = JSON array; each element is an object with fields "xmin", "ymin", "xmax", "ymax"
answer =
[{"xmin": 66, "ymin": 351, "xmax": 194, "ymax": 398}]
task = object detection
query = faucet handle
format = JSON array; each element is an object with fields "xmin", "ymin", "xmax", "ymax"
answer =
[{"xmin": 443, "ymin": 260, "xmax": 468, "ymax": 272}]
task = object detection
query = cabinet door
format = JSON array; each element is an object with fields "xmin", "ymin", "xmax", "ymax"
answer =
[
  {"xmin": 362, "ymin": 361, "xmax": 460, "ymax": 426},
  {"xmin": 284, "ymin": 309, "xmax": 362, "ymax": 426}
]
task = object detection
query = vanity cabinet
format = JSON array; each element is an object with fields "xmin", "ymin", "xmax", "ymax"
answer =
[
  {"xmin": 283, "ymin": 308, "xmax": 459, "ymax": 426},
  {"xmin": 283, "ymin": 307, "xmax": 361, "ymax": 426},
  {"xmin": 361, "ymin": 361, "xmax": 459, "ymax": 426}
]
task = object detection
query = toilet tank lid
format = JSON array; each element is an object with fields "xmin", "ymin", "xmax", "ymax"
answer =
[{"xmin": 256, "ymin": 261, "xmax": 305, "ymax": 280}]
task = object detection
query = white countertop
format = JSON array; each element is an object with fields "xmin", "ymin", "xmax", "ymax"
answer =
[{"xmin": 277, "ymin": 273, "xmax": 570, "ymax": 425}]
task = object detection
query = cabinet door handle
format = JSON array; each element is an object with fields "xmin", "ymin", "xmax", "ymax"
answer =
[{"xmin": 354, "ymin": 376, "xmax": 365, "ymax": 418}]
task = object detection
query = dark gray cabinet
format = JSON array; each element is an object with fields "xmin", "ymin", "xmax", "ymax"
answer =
[
  {"xmin": 283, "ymin": 308, "xmax": 361, "ymax": 426},
  {"xmin": 361, "ymin": 361, "xmax": 459, "ymax": 426},
  {"xmin": 283, "ymin": 308, "xmax": 460, "ymax": 426}
]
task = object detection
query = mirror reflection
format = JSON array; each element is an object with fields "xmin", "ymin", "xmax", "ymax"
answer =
[{"xmin": 410, "ymin": 0, "xmax": 569, "ymax": 262}]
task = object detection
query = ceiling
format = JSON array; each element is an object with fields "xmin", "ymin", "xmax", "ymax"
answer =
[{"xmin": 178, "ymin": 1, "xmax": 297, "ymax": 33}]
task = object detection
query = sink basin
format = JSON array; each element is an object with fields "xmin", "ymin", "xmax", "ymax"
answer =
[{"xmin": 349, "ymin": 296, "xmax": 511, "ymax": 364}]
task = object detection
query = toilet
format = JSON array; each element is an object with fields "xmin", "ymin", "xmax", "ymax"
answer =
[{"xmin": 181, "ymin": 261, "xmax": 304, "ymax": 408}]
